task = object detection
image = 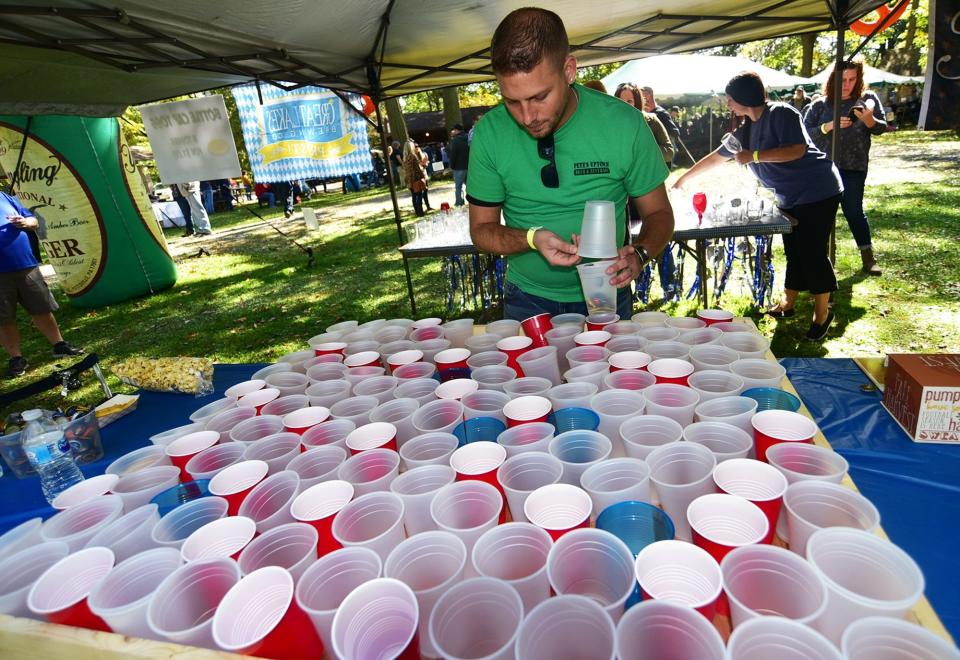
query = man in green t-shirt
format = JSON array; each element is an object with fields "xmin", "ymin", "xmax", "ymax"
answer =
[{"xmin": 467, "ymin": 7, "xmax": 675, "ymax": 321}]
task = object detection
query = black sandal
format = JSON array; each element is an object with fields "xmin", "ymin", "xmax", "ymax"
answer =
[{"xmin": 766, "ymin": 307, "xmax": 795, "ymax": 319}]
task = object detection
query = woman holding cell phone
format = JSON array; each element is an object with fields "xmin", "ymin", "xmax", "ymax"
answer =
[{"xmin": 803, "ymin": 58, "xmax": 887, "ymax": 276}]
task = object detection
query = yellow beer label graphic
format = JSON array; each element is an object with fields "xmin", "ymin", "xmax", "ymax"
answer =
[
  {"xmin": 117, "ymin": 122, "xmax": 171, "ymax": 255},
  {"xmin": 0, "ymin": 122, "xmax": 107, "ymax": 297}
]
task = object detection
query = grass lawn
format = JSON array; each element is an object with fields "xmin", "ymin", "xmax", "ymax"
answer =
[{"xmin": 3, "ymin": 130, "xmax": 958, "ymax": 417}]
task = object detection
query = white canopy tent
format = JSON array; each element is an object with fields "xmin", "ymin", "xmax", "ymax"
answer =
[
  {"xmin": 810, "ymin": 62, "xmax": 923, "ymax": 86},
  {"xmin": 601, "ymin": 54, "xmax": 812, "ymax": 98}
]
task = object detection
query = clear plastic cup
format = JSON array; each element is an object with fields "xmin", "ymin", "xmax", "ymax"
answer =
[
  {"xmin": 525, "ymin": 483, "xmax": 593, "ymax": 542},
  {"xmin": 261, "ymin": 394, "xmax": 310, "ymax": 418},
  {"xmin": 730, "ymin": 358, "xmax": 786, "ymax": 390},
  {"xmin": 27, "ymin": 546, "xmax": 115, "ymax": 630},
  {"xmin": 687, "ymin": 493, "xmax": 769, "ymax": 562},
  {"xmin": 548, "ymin": 312, "xmax": 584, "ymax": 329},
  {"xmin": 0, "ymin": 518, "xmax": 43, "ymax": 557},
  {"xmin": 264, "ymin": 371, "xmax": 310, "ymax": 397},
  {"xmin": 0, "ymin": 541, "xmax": 69, "ymax": 618},
  {"xmin": 150, "ymin": 422, "xmax": 207, "ymax": 448},
  {"xmin": 470, "ymin": 364, "xmax": 517, "ymax": 392},
  {"xmin": 417, "ymin": 338, "xmax": 453, "ymax": 364},
  {"xmin": 727, "ymin": 616, "xmax": 843, "ymax": 660},
  {"xmin": 497, "ymin": 452, "xmax": 564, "ymax": 523},
  {"xmin": 645, "ymin": 340, "xmax": 691, "ymax": 361},
  {"xmin": 496, "ymin": 421, "xmax": 555, "ymax": 457},
  {"xmin": 88, "ymin": 547, "xmax": 183, "ymax": 640},
  {"xmin": 634, "ymin": 539, "xmax": 723, "ymax": 619},
  {"xmin": 765, "ymin": 443, "xmax": 848, "ymax": 483},
  {"xmin": 326, "ymin": 320, "xmax": 359, "ymax": 335},
  {"xmin": 106, "ymin": 445, "xmax": 171, "ymax": 476},
  {"xmin": 412, "ymin": 399, "xmax": 464, "ymax": 435},
  {"xmin": 237, "ymin": 469, "xmax": 300, "ymax": 533},
  {"xmin": 84, "ymin": 503, "xmax": 161, "ymax": 563},
  {"xmin": 688, "ymin": 344, "xmax": 740, "ymax": 372},
  {"xmin": 515, "ymin": 346, "xmax": 562, "ymax": 385},
  {"xmin": 596, "ymin": 501, "xmax": 675, "ymax": 556},
  {"xmin": 471, "ymin": 523, "xmax": 553, "ymax": 613},
  {"xmin": 352, "ymin": 375, "xmax": 400, "ymax": 405},
  {"xmin": 563, "ymin": 362, "xmax": 610, "ymax": 389},
  {"xmin": 607, "ymin": 337, "xmax": 648, "ymax": 355},
  {"xmin": 295, "ymin": 546, "xmax": 383, "ymax": 656},
  {"xmin": 646, "ymin": 442, "xmax": 717, "ymax": 541},
  {"xmin": 665, "ymin": 317, "xmax": 706, "ymax": 330},
  {"xmin": 184, "ymin": 442, "xmax": 246, "ymax": 481},
  {"xmin": 441, "ymin": 318, "xmax": 475, "ymax": 349},
  {"xmin": 429, "ymin": 577, "xmax": 523, "ymax": 660},
  {"xmin": 544, "ymin": 326, "xmax": 580, "ymax": 374},
  {"xmin": 332, "ymin": 577, "xmax": 419, "ymax": 660},
  {"xmin": 399, "ymin": 432, "xmax": 458, "ymax": 470},
  {"xmin": 714, "ymin": 321, "xmax": 753, "ymax": 333},
  {"xmin": 620, "ymin": 414, "xmax": 684, "ymax": 460},
  {"xmin": 486, "ymin": 318, "xmax": 522, "ymax": 338},
  {"xmin": 565, "ymin": 345, "xmax": 612, "ymax": 369},
  {"xmin": 146, "ymin": 557, "xmax": 241, "ymax": 648},
  {"xmin": 842, "ymin": 616, "xmax": 960, "ymax": 660},
  {"xmin": 301, "ymin": 418, "xmax": 356, "ymax": 451},
  {"xmin": 515, "ymin": 594, "xmax": 616, "ymax": 660},
  {"xmin": 695, "ymin": 395, "xmax": 758, "ymax": 434},
  {"xmin": 503, "ymin": 395, "xmax": 552, "ymax": 427},
  {"xmin": 713, "ymin": 458, "xmax": 788, "ymax": 543},
  {"xmin": 236, "ymin": 387, "xmax": 282, "ymax": 414},
  {"xmin": 642, "ymin": 383, "xmax": 701, "ymax": 426},
  {"xmin": 40, "ymin": 494, "xmax": 125, "ymax": 551},
  {"xmin": 721, "ymin": 332, "xmax": 771, "ymax": 359},
  {"xmin": 225, "ymin": 379, "xmax": 266, "ymax": 400},
  {"xmin": 290, "ymin": 480, "xmax": 355, "ymax": 558},
  {"xmin": 465, "ymin": 333, "xmax": 502, "ymax": 354},
  {"xmin": 590, "ymin": 390, "xmax": 645, "ymax": 457},
  {"xmin": 683, "ymin": 421, "xmax": 753, "ymax": 463},
  {"xmin": 332, "ymin": 491, "xmax": 406, "ymax": 562},
  {"xmin": 329, "ymin": 395, "xmax": 380, "ymax": 427},
  {"xmin": 345, "ymin": 421, "xmax": 399, "ymax": 454},
  {"xmin": 577, "ymin": 259, "xmax": 618, "ymax": 314},
  {"xmin": 377, "ymin": 327, "xmax": 411, "ymax": 345},
  {"xmin": 547, "ymin": 381, "xmax": 599, "ymax": 410},
  {"xmin": 430, "ymin": 480, "xmax": 502, "ymax": 559},
  {"xmin": 466, "ymin": 350, "xmax": 509, "ymax": 370},
  {"xmin": 204, "ymin": 406, "xmax": 257, "ymax": 442},
  {"xmin": 306, "ymin": 363, "xmax": 350, "ymax": 384},
  {"xmin": 394, "ymin": 376, "xmax": 441, "ymax": 404},
  {"xmin": 389, "ymin": 464, "xmax": 456, "ymax": 536},
  {"xmin": 189, "ymin": 396, "xmax": 237, "ymax": 424},
  {"xmin": 369, "ymin": 398, "xmax": 421, "ymax": 448},
  {"xmin": 604, "ymin": 369, "xmax": 657, "ymax": 391},
  {"xmin": 783, "ymin": 481, "xmax": 880, "ymax": 555},
  {"xmin": 435, "ymin": 378, "xmax": 480, "ymax": 401},
  {"xmin": 579, "ymin": 200, "xmax": 618, "ymax": 258},
  {"xmin": 616, "ymin": 599, "xmax": 726, "ymax": 660},
  {"xmin": 336, "ymin": 448, "xmax": 400, "ymax": 497},
  {"xmin": 721, "ymin": 544, "xmax": 828, "ymax": 629},
  {"xmin": 237, "ymin": 522, "xmax": 318, "ymax": 583},
  {"xmin": 52, "ymin": 473, "xmax": 120, "ymax": 510},
  {"xmin": 504, "ymin": 376, "xmax": 554, "ymax": 399},
  {"xmin": 688, "ymin": 369, "xmax": 745, "ymax": 401},
  {"xmin": 461, "ymin": 389, "xmax": 510, "ymax": 422},
  {"xmin": 305, "ymin": 379, "xmax": 351, "ymax": 408},
  {"xmin": 150, "ymin": 496, "xmax": 229, "ymax": 549},
  {"xmin": 385, "ymin": 531, "xmax": 468, "ymax": 658},
  {"xmin": 549, "ymin": 430, "xmax": 612, "ymax": 486},
  {"xmin": 579, "ymin": 457, "xmax": 651, "ymax": 519},
  {"xmin": 678, "ymin": 327, "xmax": 723, "ymax": 346},
  {"xmin": 252, "ymin": 362, "xmax": 295, "ymax": 381},
  {"xmin": 243, "ymin": 432, "xmax": 301, "ymax": 474},
  {"xmin": 547, "ymin": 528, "xmax": 635, "ymax": 622},
  {"xmin": 285, "ymin": 445, "xmax": 347, "ymax": 490}
]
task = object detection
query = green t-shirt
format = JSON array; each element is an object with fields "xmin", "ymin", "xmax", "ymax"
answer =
[{"xmin": 467, "ymin": 83, "xmax": 669, "ymax": 302}]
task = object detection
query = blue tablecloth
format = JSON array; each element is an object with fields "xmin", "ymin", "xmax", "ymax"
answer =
[{"xmin": 783, "ymin": 358, "xmax": 960, "ymax": 641}]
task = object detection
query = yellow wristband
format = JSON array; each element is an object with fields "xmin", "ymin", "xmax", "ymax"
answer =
[
  {"xmin": 527, "ymin": 226, "xmax": 542, "ymax": 250},
  {"xmin": 820, "ymin": 123, "xmax": 829, "ymax": 135},
  {"xmin": 753, "ymin": 150, "xmax": 760, "ymax": 163}
]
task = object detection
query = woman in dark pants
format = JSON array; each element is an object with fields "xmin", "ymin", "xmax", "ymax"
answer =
[{"xmin": 674, "ymin": 72, "xmax": 844, "ymax": 341}]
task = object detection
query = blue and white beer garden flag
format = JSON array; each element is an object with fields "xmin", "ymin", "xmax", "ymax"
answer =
[{"xmin": 233, "ymin": 83, "xmax": 373, "ymax": 183}]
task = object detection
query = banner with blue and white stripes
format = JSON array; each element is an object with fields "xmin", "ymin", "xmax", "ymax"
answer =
[{"xmin": 233, "ymin": 83, "xmax": 373, "ymax": 184}]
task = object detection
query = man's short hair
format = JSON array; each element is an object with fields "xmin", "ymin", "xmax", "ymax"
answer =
[
  {"xmin": 491, "ymin": 7, "xmax": 569, "ymax": 75},
  {"xmin": 453, "ymin": 123, "xmax": 464, "ymax": 131}
]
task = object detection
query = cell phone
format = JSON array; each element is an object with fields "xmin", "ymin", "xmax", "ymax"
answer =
[{"xmin": 848, "ymin": 106, "xmax": 865, "ymax": 120}]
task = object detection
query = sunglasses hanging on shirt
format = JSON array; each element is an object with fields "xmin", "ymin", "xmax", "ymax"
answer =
[{"xmin": 538, "ymin": 134, "xmax": 559, "ymax": 188}]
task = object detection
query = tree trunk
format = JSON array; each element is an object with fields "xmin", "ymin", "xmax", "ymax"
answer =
[
  {"xmin": 441, "ymin": 87, "xmax": 463, "ymax": 131},
  {"xmin": 799, "ymin": 33, "xmax": 817, "ymax": 78},
  {"xmin": 384, "ymin": 97, "xmax": 408, "ymax": 144}
]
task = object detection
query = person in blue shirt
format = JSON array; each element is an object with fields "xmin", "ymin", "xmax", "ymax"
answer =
[{"xmin": 0, "ymin": 192, "xmax": 83, "ymax": 377}]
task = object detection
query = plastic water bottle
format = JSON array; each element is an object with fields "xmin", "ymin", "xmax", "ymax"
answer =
[{"xmin": 20, "ymin": 409, "xmax": 84, "ymax": 505}]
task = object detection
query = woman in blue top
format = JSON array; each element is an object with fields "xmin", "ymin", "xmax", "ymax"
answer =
[{"xmin": 674, "ymin": 72, "xmax": 844, "ymax": 341}]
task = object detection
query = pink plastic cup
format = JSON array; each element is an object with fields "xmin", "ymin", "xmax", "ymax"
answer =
[
  {"xmin": 243, "ymin": 432, "xmax": 302, "ymax": 474},
  {"xmin": 428, "ymin": 577, "xmax": 523, "ymax": 660},
  {"xmin": 27, "ymin": 546, "xmax": 114, "ymax": 631},
  {"xmin": 546, "ymin": 528, "xmax": 635, "ymax": 622},
  {"xmin": 713, "ymin": 458, "xmax": 788, "ymax": 544},
  {"xmin": 286, "ymin": 445, "xmax": 347, "ymax": 490},
  {"xmin": 586, "ymin": 312, "xmax": 619, "ymax": 331},
  {"xmin": 237, "ymin": 522, "xmax": 318, "ymax": 583},
  {"xmin": 332, "ymin": 491, "xmax": 406, "ymax": 562},
  {"xmin": 300, "ymin": 419, "xmax": 356, "ymax": 452},
  {"xmin": 181, "ymin": 515, "xmax": 257, "ymax": 563},
  {"xmin": 345, "ymin": 422, "xmax": 398, "ymax": 454},
  {"xmin": 524, "ymin": 483, "xmax": 592, "ymax": 541},
  {"xmin": 51, "ymin": 473, "xmax": 119, "ymax": 510},
  {"xmin": 283, "ymin": 406, "xmax": 331, "ymax": 435},
  {"xmin": 237, "ymin": 469, "xmax": 301, "ymax": 533},
  {"xmin": 166, "ymin": 430, "xmax": 220, "ymax": 481},
  {"xmin": 615, "ymin": 599, "xmax": 726, "ymax": 660},
  {"xmin": 186, "ymin": 442, "xmax": 246, "ymax": 481},
  {"xmin": 290, "ymin": 480, "xmax": 355, "ymax": 557},
  {"xmin": 696, "ymin": 309, "xmax": 735, "ymax": 326},
  {"xmin": 387, "ymin": 349, "xmax": 424, "ymax": 374},
  {"xmin": 647, "ymin": 358, "xmax": 695, "ymax": 386},
  {"xmin": 609, "ymin": 350, "xmax": 652, "ymax": 372},
  {"xmin": 331, "ymin": 577, "xmax": 419, "ymax": 660},
  {"xmin": 521, "ymin": 313, "xmax": 553, "ymax": 347},
  {"xmin": 687, "ymin": 493, "xmax": 769, "ymax": 562},
  {"xmin": 225, "ymin": 379, "xmax": 266, "ymax": 400},
  {"xmin": 237, "ymin": 387, "xmax": 281, "ymax": 415},
  {"xmin": 751, "ymin": 410, "xmax": 818, "ymax": 462},
  {"xmin": 208, "ymin": 460, "xmax": 270, "ymax": 516},
  {"xmin": 503, "ymin": 395, "xmax": 552, "ymax": 428},
  {"xmin": 516, "ymin": 595, "xmax": 616, "ymax": 660},
  {"xmin": 336, "ymin": 447, "xmax": 401, "ymax": 496},
  {"xmin": 635, "ymin": 539, "xmax": 723, "ymax": 620}
]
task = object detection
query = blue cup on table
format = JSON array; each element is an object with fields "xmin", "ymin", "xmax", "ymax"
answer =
[
  {"xmin": 549, "ymin": 407, "xmax": 600, "ymax": 434},
  {"xmin": 453, "ymin": 417, "xmax": 507, "ymax": 447},
  {"xmin": 150, "ymin": 479, "xmax": 211, "ymax": 516},
  {"xmin": 439, "ymin": 367, "xmax": 472, "ymax": 383},
  {"xmin": 741, "ymin": 387, "xmax": 801, "ymax": 412}
]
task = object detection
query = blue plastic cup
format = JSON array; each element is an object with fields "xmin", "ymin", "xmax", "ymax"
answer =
[
  {"xmin": 741, "ymin": 387, "xmax": 801, "ymax": 412},
  {"xmin": 596, "ymin": 500, "xmax": 675, "ymax": 557},
  {"xmin": 549, "ymin": 407, "xmax": 601, "ymax": 434},
  {"xmin": 439, "ymin": 367, "xmax": 472, "ymax": 383},
  {"xmin": 149, "ymin": 479, "xmax": 211, "ymax": 516},
  {"xmin": 453, "ymin": 416, "xmax": 507, "ymax": 447}
]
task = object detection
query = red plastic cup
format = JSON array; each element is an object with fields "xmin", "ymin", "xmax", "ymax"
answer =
[
  {"xmin": 213, "ymin": 566, "xmax": 325, "ymax": 659},
  {"xmin": 648, "ymin": 358, "xmax": 695, "ymax": 386},
  {"xmin": 586, "ymin": 312, "xmax": 619, "ymax": 331},
  {"xmin": 502, "ymin": 395, "xmax": 552, "ymax": 428},
  {"xmin": 608, "ymin": 351, "xmax": 652, "ymax": 372},
  {"xmin": 713, "ymin": 458, "xmax": 788, "ymax": 544},
  {"xmin": 290, "ymin": 480, "xmax": 355, "ymax": 557},
  {"xmin": 237, "ymin": 388, "xmax": 281, "ymax": 415},
  {"xmin": 283, "ymin": 406, "xmax": 332, "ymax": 435},
  {"xmin": 209, "ymin": 460, "xmax": 270, "ymax": 515},
  {"xmin": 523, "ymin": 483, "xmax": 592, "ymax": 541},
  {"xmin": 574, "ymin": 330, "xmax": 612, "ymax": 347},
  {"xmin": 450, "ymin": 440, "xmax": 507, "ymax": 486},
  {"xmin": 345, "ymin": 422, "xmax": 398, "ymax": 455},
  {"xmin": 344, "ymin": 351, "xmax": 382, "ymax": 369},
  {"xmin": 496, "ymin": 336, "xmax": 534, "ymax": 376},
  {"xmin": 521, "ymin": 313, "xmax": 553, "ymax": 348},
  {"xmin": 313, "ymin": 341, "xmax": 348, "ymax": 357},
  {"xmin": 434, "ymin": 348, "xmax": 471, "ymax": 372},
  {"xmin": 181, "ymin": 516, "xmax": 258, "ymax": 563},
  {"xmin": 166, "ymin": 430, "xmax": 220, "ymax": 481},
  {"xmin": 387, "ymin": 349, "xmax": 424, "ymax": 374},
  {"xmin": 752, "ymin": 410, "xmax": 818, "ymax": 462},
  {"xmin": 696, "ymin": 309, "xmax": 735, "ymax": 326},
  {"xmin": 27, "ymin": 546, "xmax": 115, "ymax": 631},
  {"xmin": 687, "ymin": 493, "xmax": 769, "ymax": 562}
]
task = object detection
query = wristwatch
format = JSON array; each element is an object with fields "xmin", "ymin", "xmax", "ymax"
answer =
[{"xmin": 634, "ymin": 245, "xmax": 652, "ymax": 268}]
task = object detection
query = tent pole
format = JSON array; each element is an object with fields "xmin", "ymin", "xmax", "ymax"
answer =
[{"xmin": 829, "ymin": 5, "xmax": 846, "ymax": 267}]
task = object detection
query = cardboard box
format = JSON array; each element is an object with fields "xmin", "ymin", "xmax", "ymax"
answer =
[{"xmin": 883, "ymin": 354, "xmax": 960, "ymax": 443}]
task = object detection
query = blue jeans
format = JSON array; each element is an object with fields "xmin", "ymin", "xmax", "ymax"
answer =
[
  {"xmin": 503, "ymin": 281, "xmax": 633, "ymax": 322},
  {"xmin": 453, "ymin": 169, "xmax": 467, "ymax": 206},
  {"xmin": 838, "ymin": 168, "xmax": 872, "ymax": 249},
  {"xmin": 201, "ymin": 187, "xmax": 214, "ymax": 214}
]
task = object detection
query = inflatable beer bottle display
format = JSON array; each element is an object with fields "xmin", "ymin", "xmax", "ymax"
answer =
[{"xmin": 0, "ymin": 115, "xmax": 176, "ymax": 308}]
